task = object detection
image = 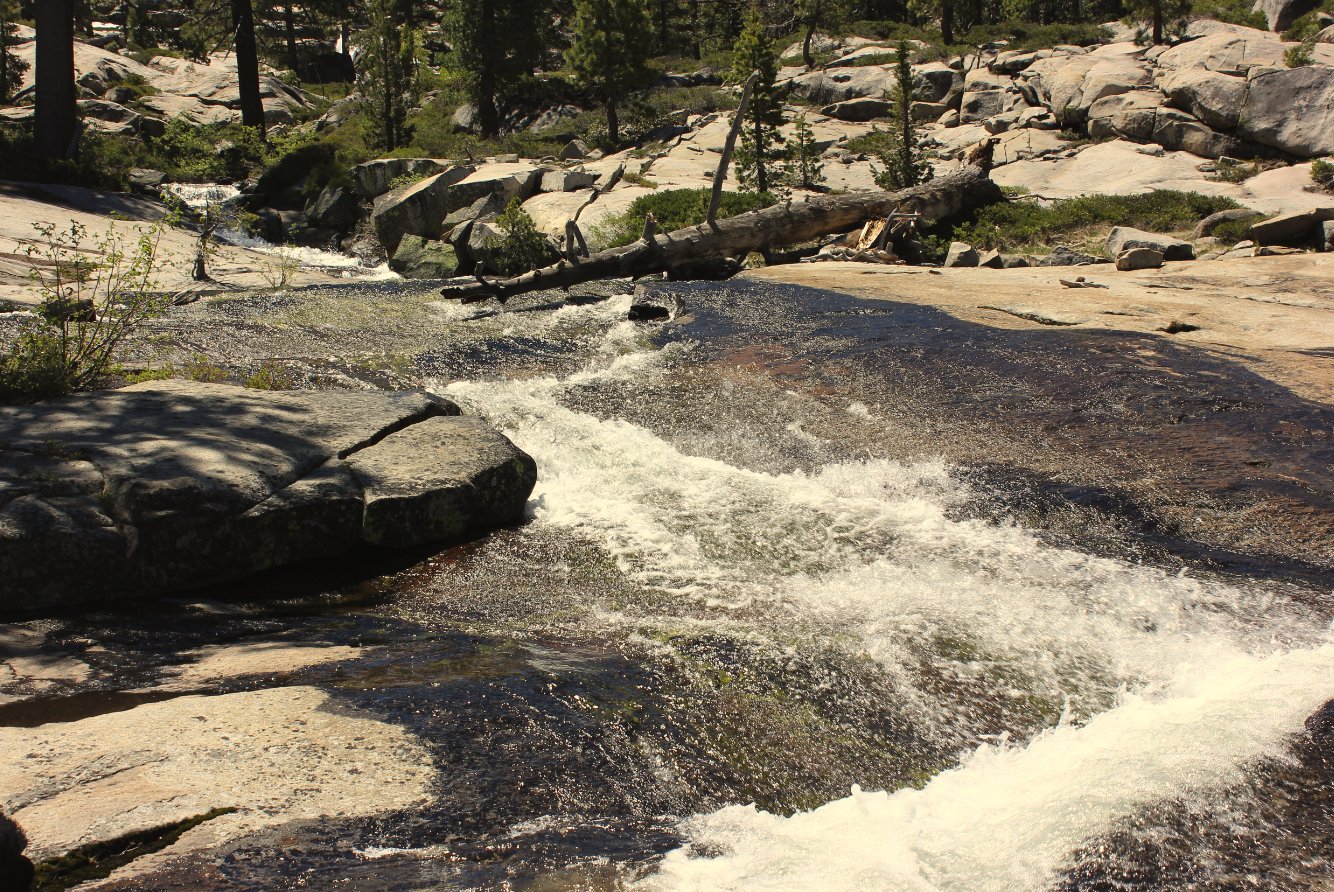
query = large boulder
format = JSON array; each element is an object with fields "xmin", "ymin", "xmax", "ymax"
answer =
[
  {"xmin": 0, "ymin": 382, "xmax": 536, "ymax": 614},
  {"xmin": 944, "ymin": 242, "xmax": 980, "ymax": 267},
  {"xmin": 1248, "ymin": 207, "xmax": 1334, "ymax": 244},
  {"xmin": 1150, "ymin": 108, "xmax": 1242, "ymax": 158},
  {"xmin": 959, "ymin": 90, "xmax": 1007, "ymax": 124},
  {"xmin": 352, "ymin": 158, "xmax": 451, "ymax": 200},
  {"xmin": 1238, "ymin": 66, "xmax": 1334, "ymax": 158},
  {"xmin": 1107, "ymin": 226, "xmax": 1194, "ymax": 260},
  {"xmin": 1116, "ymin": 247, "xmax": 1165, "ymax": 270},
  {"xmin": 1253, "ymin": 0, "xmax": 1319, "ymax": 31},
  {"xmin": 389, "ymin": 235, "xmax": 459, "ymax": 278},
  {"xmin": 1026, "ymin": 45, "xmax": 1152, "ymax": 125},
  {"xmin": 305, "ymin": 185, "xmax": 359, "ymax": 230},
  {"xmin": 820, "ymin": 97, "xmax": 892, "ymax": 122},
  {"xmin": 1159, "ymin": 67, "xmax": 1247, "ymax": 131},
  {"xmin": 1152, "ymin": 31, "xmax": 1287, "ymax": 74},
  {"xmin": 1087, "ymin": 91, "xmax": 1162, "ymax": 142},
  {"xmin": 372, "ymin": 162, "xmax": 545, "ymax": 254}
]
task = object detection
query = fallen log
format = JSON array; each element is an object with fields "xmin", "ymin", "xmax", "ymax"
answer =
[{"xmin": 441, "ymin": 164, "xmax": 1002, "ymax": 303}]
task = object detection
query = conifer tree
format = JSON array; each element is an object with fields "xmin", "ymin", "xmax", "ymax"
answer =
[
  {"xmin": 0, "ymin": 0, "xmax": 29, "ymax": 104},
  {"xmin": 794, "ymin": 0, "xmax": 854, "ymax": 68},
  {"xmin": 449, "ymin": 0, "xmax": 544, "ymax": 138},
  {"xmin": 786, "ymin": 112, "xmax": 824, "ymax": 189},
  {"xmin": 873, "ymin": 42, "xmax": 932, "ymax": 191},
  {"xmin": 731, "ymin": 5, "xmax": 785, "ymax": 194},
  {"xmin": 566, "ymin": 0, "xmax": 655, "ymax": 146},
  {"xmin": 358, "ymin": 0, "xmax": 416, "ymax": 151}
]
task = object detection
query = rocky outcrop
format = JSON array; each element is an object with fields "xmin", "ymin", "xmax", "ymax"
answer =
[
  {"xmin": 1238, "ymin": 66, "xmax": 1334, "ymax": 159},
  {"xmin": 1116, "ymin": 246, "xmax": 1165, "ymax": 269},
  {"xmin": 352, "ymin": 158, "xmax": 451, "ymax": 200},
  {"xmin": 1248, "ymin": 207, "xmax": 1334, "ymax": 244},
  {"xmin": 0, "ymin": 381, "xmax": 536, "ymax": 615},
  {"xmin": 1026, "ymin": 45, "xmax": 1152, "ymax": 126},
  {"xmin": 372, "ymin": 162, "xmax": 544, "ymax": 254},
  {"xmin": 389, "ymin": 235, "xmax": 459, "ymax": 278},
  {"xmin": 1254, "ymin": 0, "xmax": 1319, "ymax": 31}
]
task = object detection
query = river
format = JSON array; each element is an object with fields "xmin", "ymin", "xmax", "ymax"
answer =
[{"xmin": 9, "ymin": 277, "xmax": 1334, "ymax": 890}]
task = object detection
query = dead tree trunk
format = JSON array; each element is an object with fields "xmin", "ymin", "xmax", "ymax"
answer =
[{"xmin": 441, "ymin": 165, "xmax": 1001, "ymax": 304}]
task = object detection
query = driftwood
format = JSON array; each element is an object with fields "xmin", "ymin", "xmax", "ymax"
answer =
[{"xmin": 441, "ymin": 164, "xmax": 1003, "ymax": 303}]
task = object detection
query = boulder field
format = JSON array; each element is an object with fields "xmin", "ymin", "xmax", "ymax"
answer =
[{"xmin": 0, "ymin": 381, "xmax": 537, "ymax": 615}]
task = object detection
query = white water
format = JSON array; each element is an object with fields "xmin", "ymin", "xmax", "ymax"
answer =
[
  {"xmin": 163, "ymin": 183, "xmax": 399, "ymax": 280},
  {"xmin": 439, "ymin": 296, "xmax": 1334, "ymax": 890}
]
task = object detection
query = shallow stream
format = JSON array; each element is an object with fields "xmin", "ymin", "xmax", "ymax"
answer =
[{"xmin": 11, "ymin": 280, "xmax": 1334, "ymax": 890}]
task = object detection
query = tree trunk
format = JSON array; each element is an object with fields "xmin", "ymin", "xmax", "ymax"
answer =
[
  {"xmin": 440, "ymin": 165, "xmax": 1001, "ymax": 304},
  {"xmin": 232, "ymin": 0, "xmax": 266, "ymax": 132},
  {"xmin": 284, "ymin": 4, "xmax": 298, "ymax": 72},
  {"xmin": 754, "ymin": 117, "xmax": 768, "ymax": 193},
  {"xmin": 607, "ymin": 100, "xmax": 619, "ymax": 145},
  {"xmin": 34, "ymin": 0, "xmax": 77, "ymax": 160},
  {"xmin": 802, "ymin": 20, "xmax": 817, "ymax": 68},
  {"xmin": 941, "ymin": 0, "xmax": 954, "ymax": 46},
  {"xmin": 1151, "ymin": 0, "xmax": 1164, "ymax": 44}
]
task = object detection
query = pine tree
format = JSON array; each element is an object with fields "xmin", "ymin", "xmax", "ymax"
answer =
[
  {"xmin": 794, "ymin": 0, "xmax": 854, "ymax": 68},
  {"xmin": 731, "ymin": 5, "xmax": 784, "ymax": 195},
  {"xmin": 449, "ymin": 0, "xmax": 544, "ymax": 139},
  {"xmin": 566, "ymin": 0, "xmax": 655, "ymax": 146},
  {"xmin": 0, "ymin": 0, "xmax": 29, "ymax": 104},
  {"xmin": 872, "ymin": 42, "xmax": 933, "ymax": 191},
  {"xmin": 358, "ymin": 0, "xmax": 417, "ymax": 151},
  {"xmin": 785, "ymin": 112, "xmax": 824, "ymax": 189}
]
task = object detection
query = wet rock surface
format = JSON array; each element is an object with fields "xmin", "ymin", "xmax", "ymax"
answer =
[{"xmin": 0, "ymin": 381, "xmax": 536, "ymax": 614}]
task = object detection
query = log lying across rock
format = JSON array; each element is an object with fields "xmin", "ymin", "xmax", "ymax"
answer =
[{"xmin": 441, "ymin": 164, "xmax": 1003, "ymax": 303}]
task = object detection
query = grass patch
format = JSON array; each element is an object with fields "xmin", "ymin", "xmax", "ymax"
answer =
[
  {"xmin": 926, "ymin": 190, "xmax": 1244, "ymax": 257},
  {"xmin": 593, "ymin": 188, "xmax": 778, "ymax": 249}
]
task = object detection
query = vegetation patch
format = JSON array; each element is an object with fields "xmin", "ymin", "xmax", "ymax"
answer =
[
  {"xmin": 924, "ymin": 190, "xmax": 1243, "ymax": 257},
  {"xmin": 594, "ymin": 188, "xmax": 778, "ymax": 249}
]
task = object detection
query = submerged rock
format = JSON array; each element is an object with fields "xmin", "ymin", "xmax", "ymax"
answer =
[{"xmin": 0, "ymin": 382, "xmax": 536, "ymax": 614}]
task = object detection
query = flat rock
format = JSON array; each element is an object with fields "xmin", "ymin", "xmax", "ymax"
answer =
[
  {"xmin": 0, "ymin": 382, "xmax": 536, "ymax": 614},
  {"xmin": 0, "ymin": 687, "xmax": 432, "ymax": 866},
  {"xmin": 1107, "ymin": 226, "xmax": 1194, "ymax": 260}
]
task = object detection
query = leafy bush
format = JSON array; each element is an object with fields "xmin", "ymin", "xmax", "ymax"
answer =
[
  {"xmin": 926, "ymin": 190, "xmax": 1243, "ymax": 256},
  {"xmin": 0, "ymin": 221, "xmax": 168, "ymax": 403},
  {"xmin": 490, "ymin": 199, "xmax": 552, "ymax": 276},
  {"xmin": 1285, "ymin": 38, "xmax": 1316, "ymax": 67},
  {"xmin": 1312, "ymin": 159, "xmax": 1334, "ymax": 192},
  {"xmin": 245, "ymin": 361, "xmax": 295, "ymax": 390},
  {"xmin": 1192, "ymin": 0, "xmax": 1268, "ymax": 29},
  {"xmin": 594, "ymin": 188, "xmax": 777, "ymax": 249}
]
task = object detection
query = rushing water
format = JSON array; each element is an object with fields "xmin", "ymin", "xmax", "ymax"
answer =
[
  {"xmin": 9, "ymin": 280, "xmax": 1334, "ymax": 890},
  {"xmin": 423, "ymin": 291, "xmax": 1334, "ymax": 891}
]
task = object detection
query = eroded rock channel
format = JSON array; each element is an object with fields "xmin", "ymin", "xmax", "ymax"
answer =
[{"xmin": 3, "ymin": 268, "xmax": 1333, "ymax": 891}]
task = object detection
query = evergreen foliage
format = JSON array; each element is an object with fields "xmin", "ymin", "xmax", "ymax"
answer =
[
  {"xmin": 872, "ymin": 42, "xmax": 932, "ymax": 191},
  {"xmin": 492, "ymin": 198, "xmax": 551, "ymax": 275},
  {"xmin": 357, "ymin": 0, "xmax": 417, "ymax": 151},
  {"xmin": 448, "ymin": 0, "xmax": 545, "ymax": 138},
  {"xmin": 566, "ymin": 0, "xmax": 656, "ymax": 146},
  {"xmin": 785, "ymin": 112, "xmax": 825, "ymax": 189},
  {"xmin": 0, "ymin": 0, "xmax": 27, "ymax": 104},
  {"xmin": 732, "ymin": 5, "xmax": 785, "ymax": 195},
  {"xmin": 795, "ymin": 0, "xmax": 855, "ymax": 67}
]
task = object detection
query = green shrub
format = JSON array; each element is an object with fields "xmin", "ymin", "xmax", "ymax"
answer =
[
  {"xmin": 1209, "ymin": 216, "xmax": 1258, "ymax": 244},
  {"xmin": 245, "ymin": 361, "xmax": 296, "ymax": 390},
  {"xmin": 0, "ymin": 221, "xmax": 169, "ymax": 404},
  {"xmin": 183, "ymin": 354, "xmax": 229, "ymax": 383},
  {"xmin": 593, "ymin": 188, "xmax": 777, "ymax": 249},
  {"xmin": 1285, "ymin": 38, "xmax": 1316, "ymax": 67},
  {"xmin": 1192, "ymin": 0, "xmax": 1269, "ymax": 28},
  {"xmin": 926, "ymin": 190, "xmax": 1244, "ymax": 257},
  {"xmin": 1312, "ymin": 159, "xmax": 1334, "ymax": 192},
  {"xmin": 490, "ymin": 198, "xmax": 551, "ymax": 276}
]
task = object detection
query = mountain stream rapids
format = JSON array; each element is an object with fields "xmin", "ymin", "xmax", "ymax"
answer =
[{"xmin": 9, "ymin": 279, "xmax": 1334, "ymax": 890}]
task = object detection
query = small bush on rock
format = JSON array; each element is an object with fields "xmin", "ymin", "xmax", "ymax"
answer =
[
  {"xmin": 0, "ymin": 222, "xmax": 168, "ymax": 404},
  {"xmin": 1311, "ymin": 159, "xmax": 1334, "ymax": 193},
  {"xmin": 492, "ymin": 199, "xmax": 551, "ymax": 276}
]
